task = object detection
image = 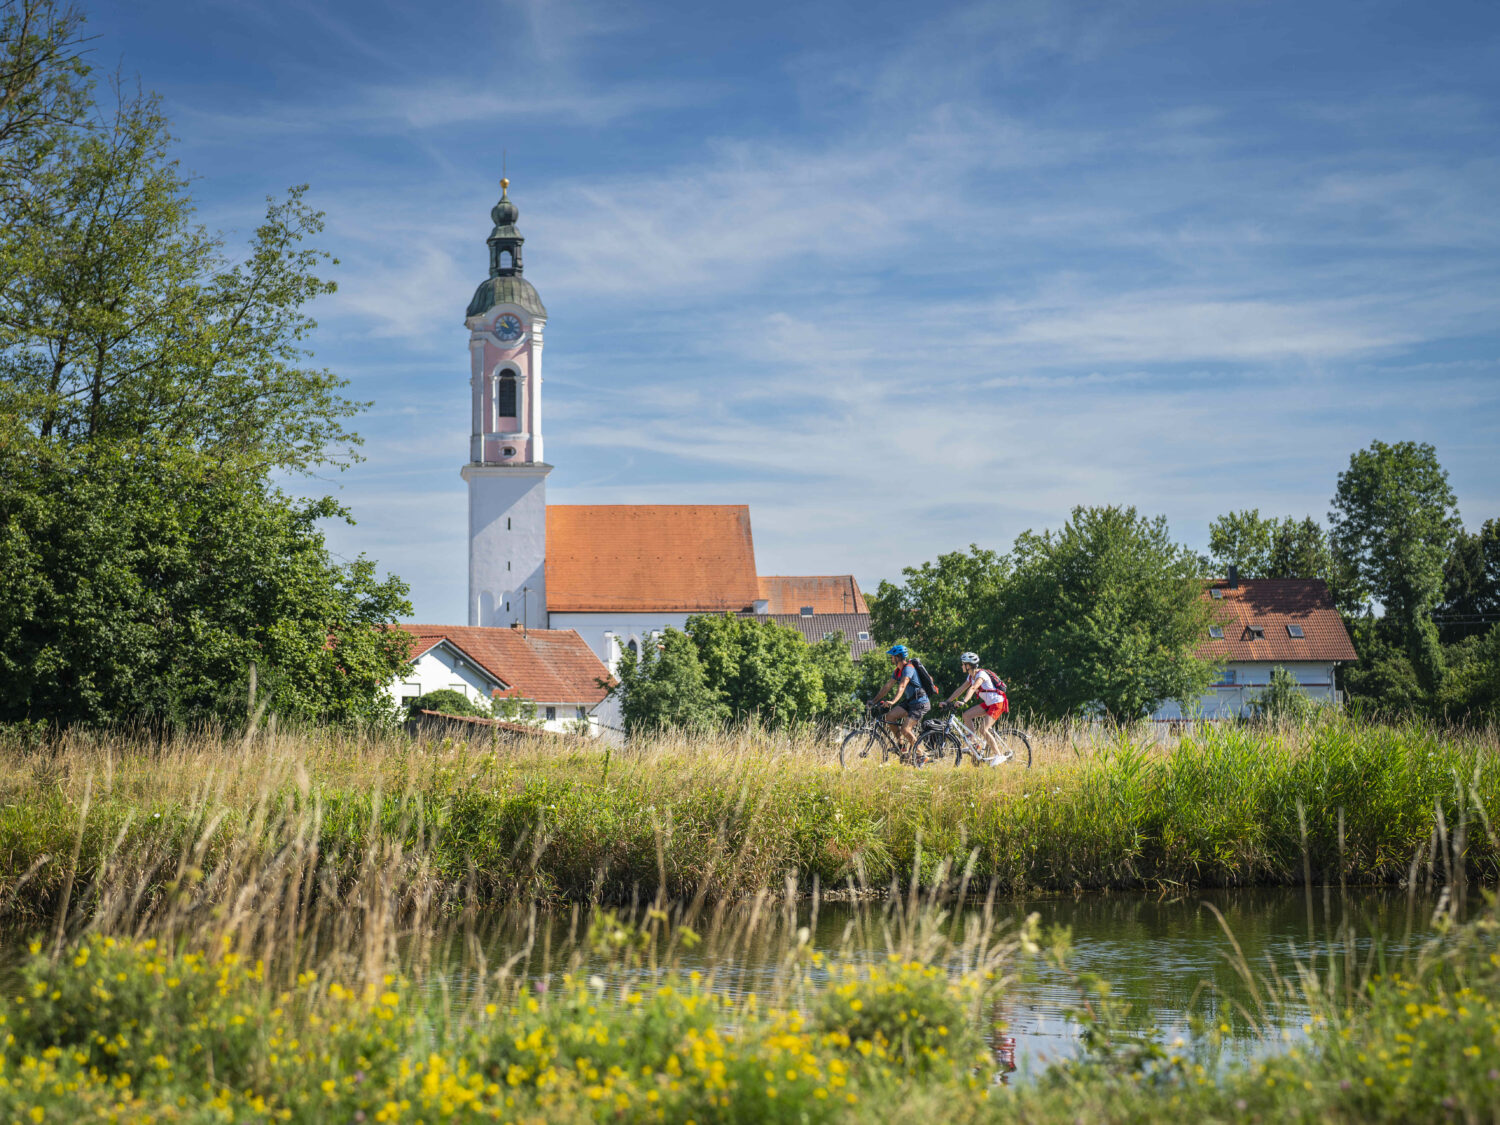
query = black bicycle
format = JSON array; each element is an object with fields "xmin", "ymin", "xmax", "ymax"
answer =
[
  {"xmin": 918, "ymin": 705, "xmax": 1032, "ymax": 768},
  {"xmin": 838, "ymin": 702, "xmax": 931, "ymax": 768}
]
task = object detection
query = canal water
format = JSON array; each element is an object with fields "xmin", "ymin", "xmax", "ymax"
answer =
[{"xmin": 462, "ymin": 884, "xmax": 1451, "ymax": 1081}]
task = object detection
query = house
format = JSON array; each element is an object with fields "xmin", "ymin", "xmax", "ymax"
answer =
[
  {"xmin": 1152, "ymin": 575, "xmax": 1357, "ymax": 720},
  {"xmin": 389, "ymin": 623, "xmax": 612, "ymax": 735},
  {"xmin": 741, "ymin": 575, "xmax": 876, "ymax": 660}
]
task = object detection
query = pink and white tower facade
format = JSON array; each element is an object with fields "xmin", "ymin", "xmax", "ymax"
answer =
[{"xmin": 460, "ymin": 179, "xmax": 550, "ymax": 629}]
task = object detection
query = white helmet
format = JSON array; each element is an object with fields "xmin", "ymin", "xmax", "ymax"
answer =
[{"xmin": 960, "ymin": 652, "xmax": 980, "ymax": 666}]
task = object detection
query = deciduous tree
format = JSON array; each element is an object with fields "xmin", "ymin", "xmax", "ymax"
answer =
[
  {"xmin": 1000, "ymin": 506, "xmax": 1217, "ymax": 720},
  {"xmin": 1330, "ymin": 441, "xmax": 1461, "ymax": 691}
]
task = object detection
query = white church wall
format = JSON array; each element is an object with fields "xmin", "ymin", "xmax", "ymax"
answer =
[{"xmin": 463, "ymin": 463, "xmax": 549, "ymax": 629}]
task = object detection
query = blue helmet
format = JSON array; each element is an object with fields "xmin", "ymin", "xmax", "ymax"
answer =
[{"xmin": 886, "ymin": 644, "xmax": 909, "ymax": 658}]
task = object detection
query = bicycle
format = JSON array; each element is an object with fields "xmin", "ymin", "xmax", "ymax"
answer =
[
  {"xmin": 919, "ymin": 705, "xmax": 1032, "ymax": 768},
  {"xmin": 838, "ymin": 702, "xmax": 932, "ymax": 769}
]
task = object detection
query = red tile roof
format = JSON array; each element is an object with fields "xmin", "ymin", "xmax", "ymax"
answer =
[
  {"xmin": 1197, "ymin": 579, "xmax": 1356, "ymax": 663},
  {"xmin": 546, "ymin": 505, "xmax": 760, "ymax": 613},
  {"xmin": 758, "ymin": 575, "xmax": 868, "ymax": 615},
  {"xmin": 397, "ymin": 624, "xmax": 612, "ymax": 704}
]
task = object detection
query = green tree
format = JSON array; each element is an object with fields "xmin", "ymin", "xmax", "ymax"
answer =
[
  {"xmin": 1330, "ymin": 441, "xmax": 1461, "ymax": 691},
  {"xmin": 1437, "ymin": 519, "xmax": 1500, "ymax": 644},
  {"xmin": 805, "ymin": 633, "xmax": 859, "ymax": 724},
  {"xmin": 685, "ymin": 614, "xmax": 827, "ymax": 725},
  {"xmin": 611, "ymin": 629, "xmax": 727, "ymax": 737},
  {"xmin": 1207, "ymin": 509, "xmax": 1275, "ymax": 577},
  {"xmin": 0, "ymin": 0, "xmax": 89, "ymax": 210},
  {"xmin": 1438, "ymin": 624, "xmax": 1500, "ymax": 721},
  {"xmin": 869, "ymin": 545, "xmax": 1009, "ymax": 670},
  {"xmin": 0, "ymin": 90, "xmax": 360, "ymax": 472},
  {"xmin": 0, "ymin": 443, "xmax": 412, "ymax": 727},
  {"xmin": 1000, "ymin": 506, "xmax": 1217, "ymax": 720}
]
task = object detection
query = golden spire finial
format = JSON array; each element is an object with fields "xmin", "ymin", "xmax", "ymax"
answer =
[{"xmin": 500, "ymin": 177, "xmax": 509, "ymax": 191}]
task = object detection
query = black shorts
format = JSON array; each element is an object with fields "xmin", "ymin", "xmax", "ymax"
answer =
[{"xmin": 900, "ymin": 695, "xmax": 930, "ymax": 722}]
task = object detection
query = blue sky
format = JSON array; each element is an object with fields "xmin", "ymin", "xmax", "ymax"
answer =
[{"xmin": 93, "ymin": 0, "xmax": 1499, "ymax": 622}]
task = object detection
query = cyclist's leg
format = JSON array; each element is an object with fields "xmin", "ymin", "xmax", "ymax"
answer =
[
  {"xmin": 885, "ymin": 704, "xmax": 910, "ymax": 748},
  {"xmin": 903, "ymin": 698, "xmax": 930, "ymax": 754},
  {"xmin": 962, "ymin": 704, "xmax": 994, "ymax": 760}
]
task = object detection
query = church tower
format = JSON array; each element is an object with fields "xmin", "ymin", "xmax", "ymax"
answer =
[{"xmin": 460, "ymin": 179, "xmax": 550, "ymax": 629}]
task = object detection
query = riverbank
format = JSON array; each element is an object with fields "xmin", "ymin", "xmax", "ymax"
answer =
[{"xmin": 0, "ymin": 718, "xmax": 1495, "ymax": 919}]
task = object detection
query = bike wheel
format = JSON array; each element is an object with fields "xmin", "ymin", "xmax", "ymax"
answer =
[
  {"xmin": 916, "ymin": 729, "xmax": 957, "ymax": 766},
  {"xmin": 991, "ymin": 728, "xmax": 1032, "ymax": 768},
  {"xmin": 839, "ymin": 727, "xmax": 883, "ymax": 769}
]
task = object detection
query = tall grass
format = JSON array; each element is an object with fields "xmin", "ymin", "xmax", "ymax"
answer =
[
  {"xmin": 0, "ymin": 718, "xmax": 1496, "ymax": 1122},
  {"xmin": 0, "ymin": 716, "xmax": 1494, "ymax": 922}
]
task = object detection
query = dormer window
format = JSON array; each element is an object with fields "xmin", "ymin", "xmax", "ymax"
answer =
[
  {"xmin": 799, "ymin": 606, "xmax": 815, "ymax": 617},
  {"xmin": 1247, "ymin": 625, "xmax": 1265, "ymax": 639}
]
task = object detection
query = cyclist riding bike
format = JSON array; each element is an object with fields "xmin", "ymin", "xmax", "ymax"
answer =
[
  {"xmin": 940, "ymin": 652, "xmax": 1011, "ymax": 763},
  {"xmin": 871, "ymin": 645, "xmax": 930, "ymax": 755}
]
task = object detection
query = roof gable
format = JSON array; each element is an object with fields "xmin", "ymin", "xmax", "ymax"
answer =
[
  {"xmin": 1197, "ymin": 579, "xmax": 1356, "ymax": 663},
  {"xmin": 397, "ymin": 625, "xmax": 611, "ymax": 704},
  {"xmin": 546, "ymin": 505, "xmax": 760, "ymax": 613}
]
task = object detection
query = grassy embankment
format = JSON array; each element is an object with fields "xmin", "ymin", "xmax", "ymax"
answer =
[{"xmin": 0, "ymin": 718, "xmax": 1495, "ymax": 921}]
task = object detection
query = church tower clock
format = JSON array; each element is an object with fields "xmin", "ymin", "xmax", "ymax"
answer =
[{"xmin": 460, "ymin": 178, "xmax": 550, "ymax": 629}]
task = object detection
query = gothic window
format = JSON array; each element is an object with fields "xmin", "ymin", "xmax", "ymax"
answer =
[
  {"xmin": 496, "ymin": 371, "xmax": 518, "ymax": 418},
  {"xmin": 499, "ymin": 249, "xmax": 513, "ymax": 270},
  {"xmin": 627, "ymin": 639, "xmax": 639, "ymax": 657}
]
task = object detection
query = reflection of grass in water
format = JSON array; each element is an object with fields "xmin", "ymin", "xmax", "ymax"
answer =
[
  {"xmin": 0, "ymin": 728, "xmax": 1494, "ymax": 1121},
  {"xmin": 0, "ymin": 717, "xmax": 1495, "ymax": 922}
]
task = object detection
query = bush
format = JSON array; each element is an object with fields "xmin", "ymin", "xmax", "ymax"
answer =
[{"xmin": 405, "ymin": 688, "xmax": 489, "ymax": 718}]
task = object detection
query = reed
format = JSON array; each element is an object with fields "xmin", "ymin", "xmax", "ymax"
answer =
[{"xmin": 0, "ymin": 716, "xmax": 1494, "ymax": 921}]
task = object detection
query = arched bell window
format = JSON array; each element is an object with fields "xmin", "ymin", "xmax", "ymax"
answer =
[{"xmin": 496, "ymin": 371, "xmax": 518, "ymax": 419}]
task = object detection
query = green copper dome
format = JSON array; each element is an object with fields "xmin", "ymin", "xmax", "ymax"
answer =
[{"xmin": 467, "ymin": 274, "xmax": 547, "ymax": 319}]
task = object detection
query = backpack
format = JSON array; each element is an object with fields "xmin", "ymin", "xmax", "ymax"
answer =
[
  {"xmin": 977, "ymin": 670, "xmax": 1008, "ymax": 696},
  {"xmin": 909, "ymin": 657, "xmax": 939, "ymax": 698}
]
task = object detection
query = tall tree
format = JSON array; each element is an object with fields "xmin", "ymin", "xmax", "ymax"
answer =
[
  {"xmin": 686, "ymin": 614, "xmax": 827, "ymax": 725},
  {"xmin": 869, "ymin": 545, "xmax": 1009, "ymax": 669},
  {"xmin": 1207, "ymin": 509, "xmax": 1275, "ymax": 577},
  {"xmin": 0, "ymin": 90, "xmax": 361, "ymax": 474},
  {"xmin": 0, "ymin": 443, "xmax": 412, "ymax": 726},
  {"xmin": 1330, "ymin": 441, "xmax": 1461, "ymax": 690},
  {"xmin": 1437, "ymin": 519, "xmax": 1500, "ymax": 644},
  {"xmin": 0, "ymin": 0, "xmax": 88, "ymax": 210},
  {"xmin": 1000, "ymin": 506, "xmax": 1217, "ymax": 720}
]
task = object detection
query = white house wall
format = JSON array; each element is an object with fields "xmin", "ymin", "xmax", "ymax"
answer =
[
  {"xmin": 387, "ymin": 648, "xmax": 498, "ymax": 710},
  {"xmin": 1152, "ymin": 661, "xmax": 1339, "ymax": 720}
]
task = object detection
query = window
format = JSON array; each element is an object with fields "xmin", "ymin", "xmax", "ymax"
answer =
[
  {"xmin": 627, "ymin": 639, "xmax": 639, "ymax": 657},
  {"xmin": 502, "ymin": 446, "xmax": 516, "ymax": 457},
  {"xmin": 1208, "ymin": 625, "xmax": 1225, "ymax": 639},
  {"xmin": 545, "ymin": 706, "xmax": 556, "ymax": 721},
  {"xmin": 823, "ymin": 631, "xmax": 838, "ymax": 641},
  {"xmin": 506, "ymin": 518, "xmax": 511, "ymax": 530},
  {"xmin": 857, "ymin": 631, "xmax": 870, "ymax": 642},
  {"xmin": 496, "ymin": 372, "xmax": 518, "ymax": 417},
  {"xmin": 799, "ymin": 606, "xmax": 815, "ymax": 617},
  {"xmin": 576, "ymin": 707, "xmax": 587, "ymax": 721},
  {"xmin": 1223, "ymin": 670, "xmax": 1237, "ymax": 685},
  {"xmin": 499, "ymin": 249, "xmax": 513, "ymax": 270},
  {"xmin": 1210, "ymin": 588, "xmax": 1223, "ymax": 599},
  {"xmin": 1287, "ymin": 624, "xmax": 1305, "ymax": 638},
  {"xmin": 1248, "ymin": 625, "xmax": 1265, "ymax": 639}
]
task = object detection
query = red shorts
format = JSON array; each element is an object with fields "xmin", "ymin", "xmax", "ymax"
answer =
[{"xmin": 981, "ymin": 698, "xmax": 1006, "ymax": 720}]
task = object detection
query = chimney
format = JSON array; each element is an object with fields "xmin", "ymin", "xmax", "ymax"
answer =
[
  {"xmin": 1228, "ymin": 564, "xmax": 1239, "ymax": 589},
  {"xmin": 510, "ymin": 621, "xmax": 522, "ymax": 630}
]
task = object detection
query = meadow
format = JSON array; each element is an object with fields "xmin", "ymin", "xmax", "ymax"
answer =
[{"xmin": 0, "ymin": 717, "xmax": 1497, "ymax": 1122}]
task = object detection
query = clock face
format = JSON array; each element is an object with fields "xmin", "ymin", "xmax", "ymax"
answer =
[{"xmin": 494, "ymin": 314, "xmax": 524, "ymax": 342}]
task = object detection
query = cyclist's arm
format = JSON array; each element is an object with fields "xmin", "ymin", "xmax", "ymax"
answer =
[
  {"xmin": 945, "ymin": 675, "xmax": 976, "ymax": 706},
  {"xmin": 873, "ymin": 676, "xmax": 898, "ymax": 705}
]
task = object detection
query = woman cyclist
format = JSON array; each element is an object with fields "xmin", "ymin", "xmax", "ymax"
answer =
[
  {"xmin": 941, "ymin": 652, "xmax": 1011, "ymax": 763},
  {"xmin": 871, "ymin": 644, "xmax": 930, "ymax": 755}
]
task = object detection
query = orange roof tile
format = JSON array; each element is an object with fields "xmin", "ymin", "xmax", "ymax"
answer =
[
  {"xmin": 546, "ymin": 505, "xmax": 760, "ymax": 613},
  {"xmin": 1197, "ymin": 580, "xmax": 1356, "ymax": 663},
  {"xmin": 757, "ymin": 575, "xmax": 868, "ymax": 615},
  {"xmin": 397, "ymin": 625, "xmax": 612, "ymax": 704}
]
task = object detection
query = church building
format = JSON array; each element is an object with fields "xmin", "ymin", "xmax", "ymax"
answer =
[{"xmin": 455, "ymin": 179, "xmax": 870, "ymax": 726}]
